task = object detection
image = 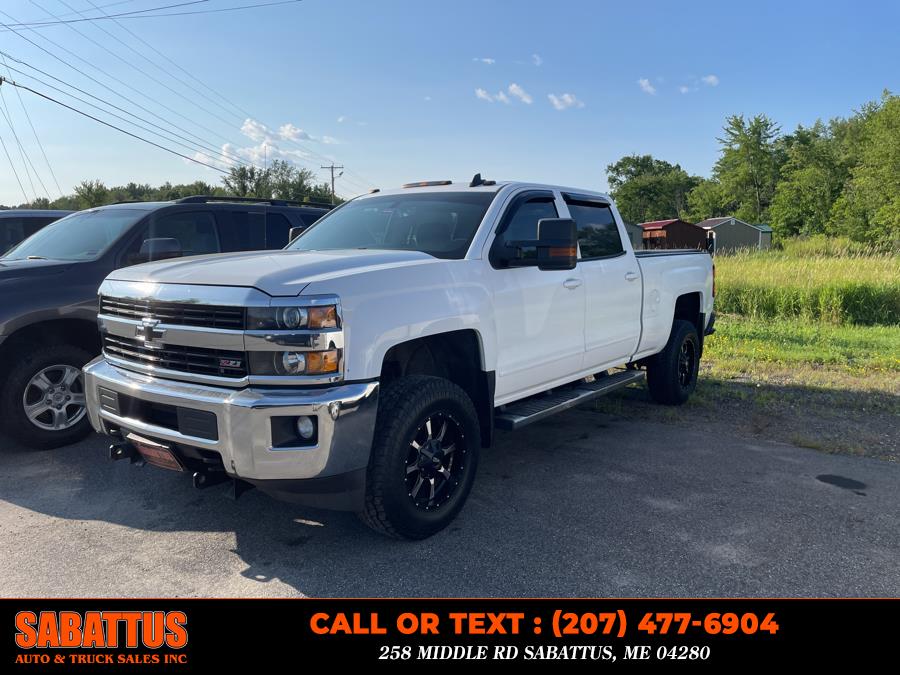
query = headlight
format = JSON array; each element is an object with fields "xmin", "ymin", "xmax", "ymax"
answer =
[
  {"xmin": 249, "ymin": 350, "xmax": 340, "ymax": 376},
  {"xmin": 247, "ymin": 305, "xmax": 338, "ymax": 330}
]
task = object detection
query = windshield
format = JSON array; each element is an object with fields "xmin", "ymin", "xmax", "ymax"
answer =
[
  {"xmin": 2, "ymin": 209, "xmax": 143, "ymax": 261},
  {"xmin": 288, "ymin": 192, "xmax": 495, "ymax": 259}
]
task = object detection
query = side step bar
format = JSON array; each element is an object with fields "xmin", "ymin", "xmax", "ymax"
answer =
[{"xmin": 494, "ymin": 370, "xmax": 645, "ymax": 431}]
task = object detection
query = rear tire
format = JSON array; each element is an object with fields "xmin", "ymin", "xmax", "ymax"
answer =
[
  {"xmin": 646, "ymin": 320, "xmax": 700, "ymax": 406},
  {"xmin": 360, "ymin": 375, "xmax": 480, "ymax": 540},
  {"xmin": 0, "ymin": 343, "xmax": 94, "ymax": 449}
]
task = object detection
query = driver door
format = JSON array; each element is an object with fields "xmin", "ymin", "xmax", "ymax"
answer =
[{"xmin": 489, "ymin": 190, "xmax": 586, "ymax": 403}]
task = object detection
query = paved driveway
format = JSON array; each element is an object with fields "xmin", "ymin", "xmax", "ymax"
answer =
[{"xmin": 1, "ymin": 408, "xmax": 897, "ymax": 597}]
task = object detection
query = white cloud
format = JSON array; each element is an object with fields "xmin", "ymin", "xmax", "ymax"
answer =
[
  {"xmin": 321, "ymin": 135, "xmax": 340, "ymax": 145},
  {"xmin": 679, "ymin": 85, "xmax": 692, "ymax": 94},
  {"xmin": 637, "ymin": 78, "xmax": 656, "ymax": 95},
  {"xmin": 701, "ymin": 74, "xmax": 720, "ymax": 86},
  {"xmin": 278, "ymin": 123, "xmax": 313, "ymax": 142},
  {"xmin": 532, "ymin": 53, "xmax": 543, "ymax": 66},
  {"xmin": 548, "ymin": 93, "xmax": 584, "ymax": 110},
  {"xmin": 495, "ymin": 90, "xmax": 510, "ymax": 104},
  {"xmin": 475, "ymin": 87, "xmax": 494, "ymax": 102},
  {"xmin": 337, "ymin": 115, "xmax": 347, "ymax": 123},
  {"xmin": 240, "ymin": 118, "xmax": 271, "ymax": 143},
  {"xmin": 508, "ymin": 82, "xmax": 533, "ymax": 104},
  {"xmin": 473, "ymin": 57, "xmax": 495, "ymax": 65}
]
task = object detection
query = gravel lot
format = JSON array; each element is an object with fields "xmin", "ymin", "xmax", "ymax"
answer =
[{"xmin": 1, "ymin": 407, "xmax": 898, "ymax": 597}]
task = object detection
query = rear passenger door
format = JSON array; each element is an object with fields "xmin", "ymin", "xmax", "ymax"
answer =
[
  {"xmin": 128, "ymin": 210, "xmax": 223, "ymax": 261},
  {"xmin": 219, "ymin": 210, "xmax": 265, "ymax": 252},
  {"xmin": 563, "ymin": 195, "xmax": 642, "ymax": 368}
]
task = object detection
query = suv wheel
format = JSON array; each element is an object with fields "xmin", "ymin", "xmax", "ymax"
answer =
[
  {"xmin": 1, "ymin": 344, "xmax": 94, "ymax": 449},
  {"xmin": 646, "ymin": 319, "xmax": 701, "ymax": 405},
  {"xmin": 360, "ymin": 375, "xmax": 480, "ymax": 539}
]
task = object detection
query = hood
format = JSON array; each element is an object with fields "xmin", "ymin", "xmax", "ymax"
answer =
[
  {"xmin": 106, "ymin": 249, "xmax": 442, "ymax": 296},
  {"xmin": 0, "ymin": 258, "xmax": 75, "ymax": 281}
]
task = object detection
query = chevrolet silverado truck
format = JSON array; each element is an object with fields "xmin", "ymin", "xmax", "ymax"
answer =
[{"xmin": 84, "ymin": 177, "xmax": 714, "ymax": 539}]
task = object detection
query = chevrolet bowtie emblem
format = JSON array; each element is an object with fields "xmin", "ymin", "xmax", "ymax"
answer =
[{"xmin": 136, "ymin": 317, "xmax": 166, "ymax": 347}]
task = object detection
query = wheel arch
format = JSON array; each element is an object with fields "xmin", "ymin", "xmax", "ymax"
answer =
[{"xmin": 379, "ymin": 329, "xmax": 495, "ymax": 448}]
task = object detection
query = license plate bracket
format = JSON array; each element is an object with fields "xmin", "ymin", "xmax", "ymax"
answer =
[{"xmin": 126, "ymin": 433, "xmax": 184, "ymax": 472}]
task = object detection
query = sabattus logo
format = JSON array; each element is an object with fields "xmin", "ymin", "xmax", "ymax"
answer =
[{"xmin": 13, "ymin": 610, "xmax": 188, "ymax": 665}]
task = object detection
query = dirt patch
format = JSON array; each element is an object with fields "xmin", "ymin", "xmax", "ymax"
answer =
[{"xmin": 591, "ymin": 375, "xmax": 899, "ymax": 462}]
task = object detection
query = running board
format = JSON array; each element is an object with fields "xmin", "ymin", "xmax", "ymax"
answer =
[{"xmin": 494, "ymin": 370, "xmax": 645, "ymax": 431}]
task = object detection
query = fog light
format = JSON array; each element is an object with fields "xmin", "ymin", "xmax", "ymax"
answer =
[{"xmin": 296, "ymin": 416, "xmax": 315, "ymax": 440}]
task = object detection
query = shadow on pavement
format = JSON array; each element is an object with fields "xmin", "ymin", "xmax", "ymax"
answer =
[{"xmin": 1, "ymin": 383, "xmax": 898, "ymax": 597}]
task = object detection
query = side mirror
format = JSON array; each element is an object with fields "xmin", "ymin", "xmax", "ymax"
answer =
[
  {"xmin": 288, "ymin": 226, "xmax": 305, "ymax": 244},
  {"xmin": 506, "ymin": 218, "xmax": 577, "ymax": 271},
  {"xmin": 136, "ymin": 237, "xmax": 183, "ymax": 263}
]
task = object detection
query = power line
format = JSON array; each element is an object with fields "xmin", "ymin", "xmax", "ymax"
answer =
[
  {"xmin": 12, "ymin": 3, "xmax": 244, "ymax": 149},
  {"xmin": 0, "ymin": 1, "xmax": 305, "ymax": 30},
  {"xmin": 0, "ymin": 58, "xmax": 252, "ymax": 173},
  {"xmin": 30, "ymin": 0, "xmax": 241, "ymax": 132},
  {"xmin": 0, "ymin": 52, "xmax": 62, "ymax": 196},
  {"xmin": 1, "ymin": 75, "xmax": 229, "ymax": 174},
  {"xmin": 0, "ymin": 132, "xmax": 29, "ymax": 202},
  {"xmin": 320, "ymin": 164, "xmax": 343, "ymax": 204},
  {"xmin": 0, "ymin": 15, "xmax": 258, "ymax": 170},
  {"xmin": 0, "ymin": 90, "xmax": 43, "ymax": 201},
  {"xmin": 0, "ymin": 52, "xmax": 250, "ymax": 172},
  {"xmin": 0, "ymin": 1, "xmax": 210, "ymax": 29},
  {"xmin": 79, "ymin": 0, "xmax": 248, "ymax": 123}
]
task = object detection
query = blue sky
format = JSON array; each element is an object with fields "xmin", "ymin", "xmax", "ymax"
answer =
[{"xmin": 1, "ymin": 0, "xmax": 898, "ymax": 205}]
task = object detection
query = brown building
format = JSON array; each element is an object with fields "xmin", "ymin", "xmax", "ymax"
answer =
[{"xmin": 639, "ymin": 219, "xmax": 709, "ymax": 250}]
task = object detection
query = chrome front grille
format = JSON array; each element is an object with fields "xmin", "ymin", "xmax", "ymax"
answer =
[
  {"xmin": 100, "ymin": 296, "xmax": 245, "ymax": 330},
  {"xmin": 103, "ymin": 335, "xmax": 248, "ymax": 379}
]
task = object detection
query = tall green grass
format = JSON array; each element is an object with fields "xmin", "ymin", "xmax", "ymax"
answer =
[{"xmin": 714, "ymin": 243, "xmax": 900, "ymax": 325}]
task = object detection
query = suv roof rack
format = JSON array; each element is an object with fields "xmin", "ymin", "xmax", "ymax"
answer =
[{"xmin": 175, "ymin": 195, "xmax": 333, "ymax": 209}]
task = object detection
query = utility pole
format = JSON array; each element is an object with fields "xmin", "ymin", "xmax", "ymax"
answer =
[{"xmin": 321, "ymin": 163, "xmax": 344, "ymax": 204}]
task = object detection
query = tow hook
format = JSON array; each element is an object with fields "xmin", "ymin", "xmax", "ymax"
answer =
[
  {"xmin": 192, "ymin": 470, "xmax": 228, "ymax": 489},
  {"xmin": 108, "ymin": 441, "xmax": 143, "ymax": 465}
]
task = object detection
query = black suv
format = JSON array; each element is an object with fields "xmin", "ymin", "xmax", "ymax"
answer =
[
  {"xmin": 0, "ymin": 209, "xmax": 73, "ymax": 255},
  {"xmin": 0, "ymin": 196, "xmax": 329, "ymax": 449}
]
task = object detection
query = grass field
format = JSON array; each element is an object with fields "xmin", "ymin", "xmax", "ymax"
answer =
[
  {"xmin": 714, "ymin": 242, "xmax": 899, "ymax": 325},
  {"xmin": 598, "ymin": 239, "xmax": 900, "ymax": 461}
]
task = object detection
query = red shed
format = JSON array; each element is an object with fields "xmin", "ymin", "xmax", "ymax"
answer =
[{"xmin": 639, "ymin": 219, "xmax": 709, "ymax": 250}]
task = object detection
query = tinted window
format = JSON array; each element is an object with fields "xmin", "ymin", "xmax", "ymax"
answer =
[
  {"xmin": 499, "ymin": 197, "xmax": 558, "ymax": 245},
  {"xmin": 220, "ymin": 210, "xmax": 265, "ymax": 251},
  {"xmin": 0, "ymin": 218, "xmax": 25, "ymax": 254},
  {"xmin": 266, "ymin": 212, "xmax": 293, "ymax": 248},
  {"xmin": 3, "ymin": 209, "xmax": 142, "ymax": 261},
  {"xmin": 142, "ymin": 211, "xmax": 220, "ymax": 257},
  {"xmin": 290, "ymin": 192, "xmax": 494, "ymax": 260},
  {"xmin": 567, "ymin": 200, "xmax": 623, "ymax": 258}
]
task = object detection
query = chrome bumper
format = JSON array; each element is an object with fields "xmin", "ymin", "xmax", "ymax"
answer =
[{"xmin": 84, "ymin": 356, "xmax": 379, "ymax": 482}]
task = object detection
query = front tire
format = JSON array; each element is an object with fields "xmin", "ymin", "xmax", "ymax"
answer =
[
  {"xmin": 646, "ymin": 319, "xmax": 700, "ymax": 405},
  {"xmin": 0, "ymin": 343, "xmax": 94, "ymax": 449},
  {"xmin": 360, "ymin": 375, "xmax": 480, "ymax": 539}
]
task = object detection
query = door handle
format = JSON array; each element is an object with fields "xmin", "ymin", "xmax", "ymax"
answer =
[
  {"xmin": 624, "ymin": 272, "xmax": 639, "ymax": 282},
  {"xmin": 563, "ymin": 278, "xmax": 583, "ymax": 290}
]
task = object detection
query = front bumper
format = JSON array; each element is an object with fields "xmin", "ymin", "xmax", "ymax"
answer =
[{"xmin": 84, "ymin": 357, "xmax": 378, "ymax": 503}]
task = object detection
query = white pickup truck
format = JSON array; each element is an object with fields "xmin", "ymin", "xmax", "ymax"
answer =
[{"xmin": 84, "ymin": 178, "xmax": 714, "ymax": 539}]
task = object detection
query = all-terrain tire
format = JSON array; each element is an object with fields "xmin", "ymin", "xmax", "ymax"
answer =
[
  {"xmin": 646, "ymin": 319, "xmax": 701, "ymax": 406},
  {"xmin": 360, "ymin": 375, "xmax": 480, "ymax": 540},
  {"xmin": 0, "ymin": 343, "xmax": 94, "ymax": 449}
]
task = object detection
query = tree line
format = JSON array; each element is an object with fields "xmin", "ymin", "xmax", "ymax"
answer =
[
  {"xmin": 607, "ymin": 91, "xmax": 898, "ymax": 245},
  {"xmin": 1, "ymin": 160, "xmax": 338, "ymax": 211}
]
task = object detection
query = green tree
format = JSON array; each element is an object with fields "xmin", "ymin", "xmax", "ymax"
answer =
[
  {"xmin": 683, "ymin": 178, "xmax": 733, "ymax": 222},
  {"xmin": 605, "ymin": 154, "xmax": 700, "ymax": 223},
  {"xmin": 713, "ymin": 114, "xmax": 783, "ymax": 223},
  {"xmin": 74, "ymin": 179, "xmax": 109, "ymax": 208},
  {"xmin": 828, "ymin": 92, "xmax": 900, "ymax": 246},
  {"xmin": 769, "ymin": 121, "xmax": 847, "ymax": 238}
]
